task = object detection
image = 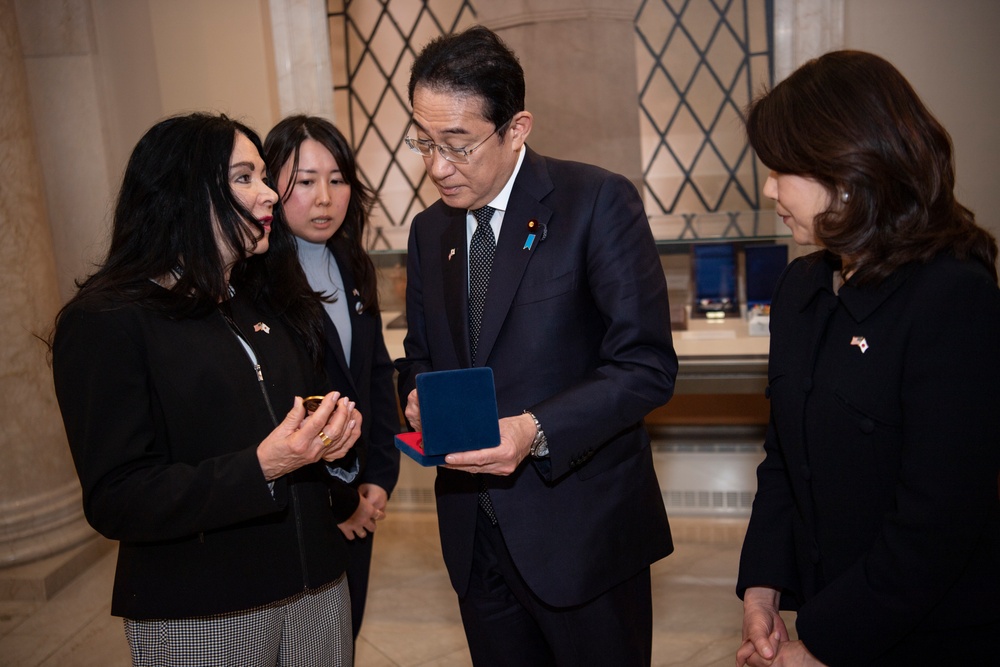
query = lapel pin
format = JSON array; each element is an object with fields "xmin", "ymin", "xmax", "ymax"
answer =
[
  {"xmin": 352, "ymin": 289, "xmax": 359, "ymax": 297},
  {"xmin": 448, "ymin": 248, "xmax": 456, "ymax": 261},
  {"xmin": 850, "ymin": 336, "xmax": 869, "ymax": 353},
  {"xmin": 253, "ymin": 322, "xmax": 270, "ymax": 334},
  {"xmin": 524, "ymin": 219, "xmax": 547, "ymax": 250}
]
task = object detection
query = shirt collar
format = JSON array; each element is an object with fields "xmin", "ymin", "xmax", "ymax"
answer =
[{"xmin": 480, "ymin": 145, "xmax": 526, "ymax": 213}]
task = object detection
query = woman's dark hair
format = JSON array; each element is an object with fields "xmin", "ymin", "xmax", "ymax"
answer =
[
  {"xmin": 263, "ymin": 115, "xmax": 380, "ymax": 314},
  {"xmin": 746, "ymin": 50, "xmax": 997, "ymax": 285},
  {"xmin": 408, "ymin": 25, "xmax": 524, "ymax": 136},
  {"xmin": 55, "ymin": 112, "xmax": 325, "ymax": 362}
]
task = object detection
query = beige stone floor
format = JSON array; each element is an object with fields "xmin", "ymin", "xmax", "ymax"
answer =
[{"xmin": 0, "ymin": 511, "xmax": 780, "ymax": 667}]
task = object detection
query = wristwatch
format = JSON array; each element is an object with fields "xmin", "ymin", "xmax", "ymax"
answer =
[{"xmin": 524, "ymin": 410, "xmax": 549, "ymax": 458}]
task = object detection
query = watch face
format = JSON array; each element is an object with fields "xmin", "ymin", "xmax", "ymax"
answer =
[
  {"xmin": 525, "ymin": 411, "xmax": 548, "ymax": 457},
  {"xmin": 530, "ymin": 433, "xmax": 549, "ymax": 458}
]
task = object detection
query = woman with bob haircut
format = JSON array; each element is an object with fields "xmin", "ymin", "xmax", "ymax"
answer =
[
  {"xmin": 52, "ymin": 112, "xmax": 363, "ymax": 665},
  {"xmin": 736, "ymin": 51, "xmax": 1000, "ymax": 666},
  {"xmin": 264, "ymin": 115, "xmax": 400, "ymax": 640}
]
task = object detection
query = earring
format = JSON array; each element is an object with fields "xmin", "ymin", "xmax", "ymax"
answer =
[{"xmin": 841, "ymin": 191, "xmax": 850, "ymax": 203}]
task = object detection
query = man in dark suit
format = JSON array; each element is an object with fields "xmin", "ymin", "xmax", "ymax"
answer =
[{"xmin": 395, "ymin": 26, "xmax": 678, "ymax": 666}]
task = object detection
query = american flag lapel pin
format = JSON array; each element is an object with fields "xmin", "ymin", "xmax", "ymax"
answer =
[
  {"xmin": 850, "ymin": 336, "xmax": 869, "ymax": 353},
  {"xmin": 254, "ymin": 322, "xmax": 270, "ymax": 334}
]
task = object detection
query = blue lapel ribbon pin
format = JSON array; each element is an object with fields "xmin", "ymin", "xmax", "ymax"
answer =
[{"xmin": 524, "ymin": 219, "xmax": 546, "ymax": 250}]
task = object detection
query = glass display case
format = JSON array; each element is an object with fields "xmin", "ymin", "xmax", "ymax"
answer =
[{"xmin": 374, "ymin": 209, "xmax": 789, "ymax": 417}]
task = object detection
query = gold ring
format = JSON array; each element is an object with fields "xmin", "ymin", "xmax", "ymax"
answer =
[{"xmin": 317, "ymin": 431, "xmax": 334, "ymax": 447}]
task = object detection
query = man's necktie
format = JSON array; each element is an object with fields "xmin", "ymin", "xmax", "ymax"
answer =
[
  {"xmin": 468, "ymin": 205, "xmax": 498, "ymax": 525},
  {"xmin": 468, "ymin": 205, "xmax": 496, "ymax": 364}
]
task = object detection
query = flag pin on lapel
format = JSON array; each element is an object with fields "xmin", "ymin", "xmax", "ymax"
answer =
[
  {"xmin": 254, "ymin": 322, "xmax": 270, "ymax": 334},
  {"xmin": 850, "ymin": 336, "xmax": 869, "ymax": 353}
]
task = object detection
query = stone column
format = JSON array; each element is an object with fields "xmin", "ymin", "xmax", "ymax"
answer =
[
  {"xmin": 774, "ymin": 0, "xmax": 845, "ymax": 82},
  {"xmin": 476, "ymin": 0, "xmax": 644, "ymax": 188},
  {"xmin": 267, "ymin": 0, "xmax": 336, "ymax": 119},
  {"xmin": 0, "ymin": 0, "xmax": 94, "ymax": 569}
]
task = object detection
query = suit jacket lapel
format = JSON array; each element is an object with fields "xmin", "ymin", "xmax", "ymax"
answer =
[
  {"xmin": 323, "ymin": 246, "xmax": 360, "ymax": 396},
  {"xmin": 438, "ymin": 209, "xmax": 472, "ymax": 367},
  {"xmin": 475, "ymin": 148, "xmax": 554, "ymax": 366}
]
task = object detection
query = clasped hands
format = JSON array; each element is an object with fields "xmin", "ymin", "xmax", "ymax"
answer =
[
  {"xmin": 403, "ymin": 388, "xmax": 536, "ymax": 475},
  {"xmin": 257, "ymin": 391, "xmax": 362, "ymax": 481},
  {"xmin": 338, "ymin": 483, "xmax": 388, "ymax": 540},
  {"xmin": 738, "ymin": 587, "xmax": 826, "ymax": 667}
]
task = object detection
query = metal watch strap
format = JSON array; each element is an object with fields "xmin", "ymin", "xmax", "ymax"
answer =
[{"xmin": 524, "ymin": 410, "xmax": 549, "ymax": 458}]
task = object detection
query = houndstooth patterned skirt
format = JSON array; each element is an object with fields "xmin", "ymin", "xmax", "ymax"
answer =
[{"xmin": 124, "ymin": 574, "xmax": 352, "ymax": 666}]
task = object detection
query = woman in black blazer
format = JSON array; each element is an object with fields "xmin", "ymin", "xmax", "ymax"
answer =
[
  {"xmin": 264, "ymin": 116, "xmax": 401, "ymax": 639},
  {"xmin": 736, "ymin": 52, "xmax": 1000, "ymax": 666},
  {"xmin": 52, "ymin": 113, "xmax": 363, "ymax": 665}
]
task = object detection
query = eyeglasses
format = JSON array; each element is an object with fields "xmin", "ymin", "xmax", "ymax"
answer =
[{"xmin": 404, "ymin": 121, "xmax": 509, "ymax": 164}]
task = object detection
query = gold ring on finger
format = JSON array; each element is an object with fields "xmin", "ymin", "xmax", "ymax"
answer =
[{"xmin": 317, "ymin": 430, "xmax": 334, "ymax": 447}]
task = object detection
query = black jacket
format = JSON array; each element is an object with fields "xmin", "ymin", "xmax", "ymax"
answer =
[
  {"xmin": 738, "ymin": 252, "xmax": 1000, "ymax": 665},
  {"xmin": 53, "ymin": 287, "xmax": 356, "ymax": 619},
  {"xmin": 321, "ymin": 246, "xmax": 400, "ymax": 514}
]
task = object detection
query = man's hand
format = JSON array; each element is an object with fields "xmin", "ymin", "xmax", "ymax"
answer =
[
  {"xmin": 404, "ymin": 389, "xmax": 421, "ymax": 432},
  {"xmin": 443, "ymin": 413, "xmax": 536, "ymax": 475}
]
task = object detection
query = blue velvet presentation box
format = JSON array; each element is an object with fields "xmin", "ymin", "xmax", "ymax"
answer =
[{"xmin": 394, "ymin": 367, "xmax": 501, "ymax": 466}]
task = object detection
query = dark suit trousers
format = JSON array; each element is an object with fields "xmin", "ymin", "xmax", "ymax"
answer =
[{"xmin": 458, "ymin": 508, "xmax": 652, "ymax": 667}]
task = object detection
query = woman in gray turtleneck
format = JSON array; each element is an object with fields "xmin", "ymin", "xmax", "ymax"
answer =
[{"xmin": 265, "ymin": 116, "xmax": 401, "ymax": 640}]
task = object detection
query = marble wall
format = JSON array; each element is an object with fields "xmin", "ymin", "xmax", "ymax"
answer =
[{"xmin": 478, "ymin": 1, "xmax": 645, "ymax": 189}]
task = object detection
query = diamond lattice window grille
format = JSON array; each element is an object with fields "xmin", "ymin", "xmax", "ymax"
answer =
[
  {"xmin": 636, "ymin": 0, "xmax": 773, "ymax": 217},
  {"xmin": 329, "ymin": 0, "xmax": 773, "ymax": 249},
  {"xmin": 328, "ymin": 0, "xmax": 477, "ymax": 251}
]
